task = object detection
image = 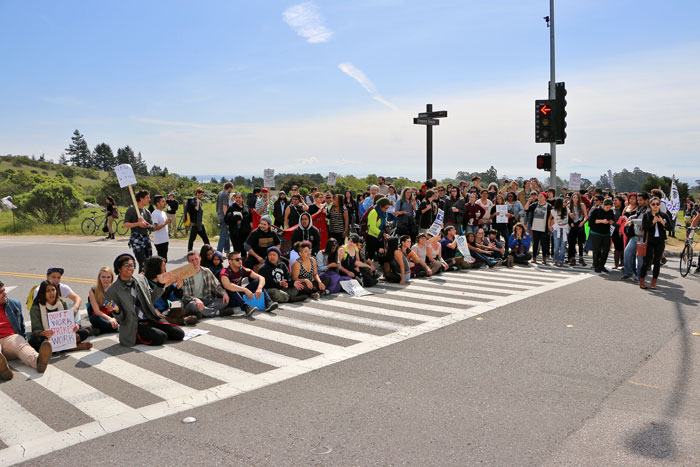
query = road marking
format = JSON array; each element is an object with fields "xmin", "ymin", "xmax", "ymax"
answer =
[
  {"xmin": 429, "ymin": 275, "xmax": 532, "ymax": 290},
  {"xmin": 0, "ymin": 271, "xmax": 94, "ymax": 285},
  {"xmin": 282, "ymin": 303, "xmax": 407, "ymax": 331},
  {"xmin": 296, "ymin": 300, "xmax": 432, "ymax": 322},
  {"xmin": 379, "ymin": 282, "xmax": 502, "ymax": 300},
  {"xmin": 65, "ymin": 348, "xmax": 195, "ymax": 400},
  {"xmin": 14, "ymin": 364, "xmax": 132, "ymax": 420},
  {"xmin": 190, "ymin": 333, "xmax": 300, "ymax": 368},
  {"xmin": 347, "ymin": 294, "xmax": 466, "ymax": 313},
  {"xmin": 251, "ymin": 313, "xmax": 379, "ymax": 342},
  {"xmin": 103, "ymin": 336, "xmax": 253, "ymax": 383},
  {"xmin": 0, "ymin": 390, "xmax": 55, "ymax": 447}
]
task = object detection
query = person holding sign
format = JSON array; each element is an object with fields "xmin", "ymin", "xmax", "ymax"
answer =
[
  {"xmin": 30, "ymin": 280, "xmax": 92, "ymax": 352},
  {"xmin": 0, "ymin": 281, "xmax": 53, "ymax": 380},
  {"xmin": 104, "ymin": 253, "xmax": 184, "ymax": 347},
  {"xmin": 123, "ymin": 189, "xmax": 153, "ymax": 272}
]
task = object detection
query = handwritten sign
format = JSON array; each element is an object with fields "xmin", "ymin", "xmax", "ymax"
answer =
[
  {"xmin": 495, "ymin": 205, "xmax": 508, "ymax": 223},
  {"xmin": 569, "ymin": 172, "xmax": 581, "ymax": 191},
  {"xmin": 327, "ymin": 172, "xmax": 337, "ymax": 187},
  {"xmin": 340, "ymin": 279, "xmax": 372, "ymax": 297},
  {"xmin": 47, "ymin": 310, "xmax": 76, "ymax": 352},
  {"xmin": 264, "ymin": 169, "xmax": 275, "ymax": 188},
  {"xmin": 456, "ymin": 236, "xmax": 475, "ymax": 263},
  {"xmin": 115, "ymin": 164, "xmax": 138, "ymax": 188},
  {"xmin": 427, "ymin": 208, "xmax": 445, "ymax": 237},
  {"xmin": 167, "ymin": 263, "xmax": 196, "ymax": 285}
]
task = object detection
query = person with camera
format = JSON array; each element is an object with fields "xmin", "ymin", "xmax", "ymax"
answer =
[{"xmin": 639, "ymin": 197, "xmax": 671, "ymax": 289}]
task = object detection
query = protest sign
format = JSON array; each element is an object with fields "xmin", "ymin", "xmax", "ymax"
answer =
[
  {"xmin": 495, "ymin": 205, "xmax": 508, "ymax": 223},
  {"xmin": 340, "ymin": 279, "xmax": 372, "ymax": 297},
  {"xmin": 569, "ymin": 172, "xmax": 581, "ymax": 191},
  {"xmin": 47, "ymin": 309, "xmax": 76, "ymax": 352},
  {"xmin": 327, "ymin": 172, "xmax": 337, "ymax": 187},
  {"xmin": 114, "ymin": 164, "xmax": 140, "ymax": 218},
  {"xmin": 427, "ymin": 208, "xmax": 445, "ymax": 237},
  {"xmin": 456, "ymin": 235, "xmax": 475, "ymax": 263},
  {"xmin": 264, "ymin": 169, "xmax": 275, "ymax": 188},
  {"xmin": 167, "ymin": 263, "xmax": 196, "ymax": 285}
]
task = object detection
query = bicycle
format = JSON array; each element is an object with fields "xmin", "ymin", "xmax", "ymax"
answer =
[
  {"xmin": 175, "ymin": 213, "xmax": 190, "ymax": 237},
  {"xmin": 81, "ymin": 210, "xmax": 107, "ymax": 235},
  {"xmin": 679, "ymin": 226, "xmax": 699, "ymax": 277}
]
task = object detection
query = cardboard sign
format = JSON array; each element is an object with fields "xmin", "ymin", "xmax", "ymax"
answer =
[
  {"xmin": 264, "ymin": 169, "xmax": 275, "ymax": 188},
  {"xmin": 327, "ymin": 172, "xmax": 337, "ymax": 187},
  {"xmin": 569, "ymin": 172, "xmax": 581, "ymax": 191},
  {"xmin": 115, "ymin": 164, "xmax": 137, "ymax": 188},
  {"xmin": 168, "ymin": 263, "xmax": 196, "ymax": 284},
  {"xmin": 495, "ymin": 205, "xmax": 508, "ymax": 223},
  {"xmin": 340, "ymin": 279, "xmax": 372, "ymax": 297},
  {"xmin": 456, "ymin": 235, "xmax": 475, "ymax": 263},
  {"xmin": 47, "ymin": 309, "xmax": 77, "ymax": 352},
  {"xmin": 427, "ymin": 208, "xmax": 445, "ymax": 237}
]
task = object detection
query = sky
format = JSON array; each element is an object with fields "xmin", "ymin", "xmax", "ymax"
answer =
[{"xmin": 1, "ymin": 0, "xmax": 699, "ymax": 183}]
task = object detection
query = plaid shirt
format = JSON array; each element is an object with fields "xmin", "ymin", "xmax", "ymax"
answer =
[
  {"xmin": 181, "ymin": 267, "xmax": 225, "ymax": 305},
  {"xmin": 128, "ymin": 231, "xmax": 153, "ymax": 255}
]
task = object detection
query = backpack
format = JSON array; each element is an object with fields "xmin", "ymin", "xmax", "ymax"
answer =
[
  {"xmin": 26, "ymin": 284, "xmax": 39, "ymax": 309},
  {"xmin": 113, "ymin": 207, "xmax": 120, "ymax": 219}
]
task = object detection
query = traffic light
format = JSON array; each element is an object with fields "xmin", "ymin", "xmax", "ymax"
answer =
[
  {"xmin": 554, "ymin": 82, "xmax": 567, "ymax": 143},
  {"xmin": 536, "ymin": 153, "xmax": 552, "ymax": 171},
  {"xmin": 535, "ymin": 99, "xmax": 556, "ymax": 143}
]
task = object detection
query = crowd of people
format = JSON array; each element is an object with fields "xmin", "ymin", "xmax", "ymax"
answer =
[{"xmin": 2, "ymin": 176, "xmax": 698, "ymax": 381}]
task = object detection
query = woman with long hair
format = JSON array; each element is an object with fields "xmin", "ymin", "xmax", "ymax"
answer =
[
  {"xmin": 30, "ymin": 280, "xmax": 92, "ymax": 351},
  {"xmin": 383, "ymin": 237, "xmax": 410, "ymax": 285},
  {"xmin": 394, "ymin": 187, "xmax": 417, "ymax": 240},
  {"xmin": 524, "ymin": 192, "xmax": 552, "ymax": 264},
  {"xmin": 105, "ymin": 196, "xmax": 116, "ymax": 239},
  {"xmin": 316, "ymin": 238, "xmax": 352, "ymax": 294},
  {"xmin": 342, "ymin": 234, "xmax": 378, "ymax": 287},
  {"xmin": 490, "ymin": 193, "xmax": 511, "ymax": 254},
  {"xmin": 549, "ymin": 198, "xmax": 570, "ymax": 267},
  {"xmin": 344, "ymin": 190, "xmax": 358, "ymax": 226},
  {"xmin": 567, "ymin": 192, "xmax": 588, "ymax": 266},
  {"xmin": 328, "ymin": 194, "xmax": 349, "ymax": 245},
  {"xmin": 87, "ymin": 266, "xmax": 118, "ymax": 335},
  {"xmin": 507, "ymin": 222, "xmax": 532, "ymax": 265}
]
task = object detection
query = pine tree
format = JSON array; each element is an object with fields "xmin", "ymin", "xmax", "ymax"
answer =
[
  {"xmin": 93, "ymin": 143, "xmax": 116, "ymax": 171},
  {"xmin": 65, "ymin": 130, "xmax": 93, "ymax": 167},
  {"xmin": 134, "ymin": 152, "xmax": 149, "ymax": 175},
  {"xmin": 58, "ymin": 153, "xmax": 68, "ymax": 165},
  {"xmin": 116, "ymin": 146, "xmax": 135, "ymax": 166},
  {"xmin": 150, "ymin": 165, "xmax": 163, "ymax": 177}
]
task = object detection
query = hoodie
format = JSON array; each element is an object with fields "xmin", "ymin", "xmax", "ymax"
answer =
[
  {"xmin": 259, "ymin": 259, "xmax": 291, "ymax": 290},
  {"xmin": 291, "ymin": 212, "xmax": 321, "ymax": 254}
]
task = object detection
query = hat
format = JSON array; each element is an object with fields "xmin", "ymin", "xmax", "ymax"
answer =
[
  {"xmin": 46, "ymin": 267, "xmax": 64, "ymax": 275},
  {"xmin": 113, "ymin": 253, "xmax": 136, "ymax": 271},
  {"xmin": 267, "ymin": 246, "xmax": 282, "ymax": 257},
  {"xmin": 261, "ymin": 187, "xmax": 269, "ymax": 192},
  {"xmin": 278, "ymin": 190, "xmax": 286, "ymax": 195},
  {"xmin": 376, "ymin": 197, "xmax": 392, "ymax": 208},
  {"xmin": 168, "ymin": 192, "xmax": 175, "ymax": 197},
  {"xmin": 260, "ymin": 215, "xmax": 273, "ymax": 225}
]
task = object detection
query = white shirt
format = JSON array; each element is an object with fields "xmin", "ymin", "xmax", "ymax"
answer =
[
  {"xmin": 33, "ymin": 283, "xmax": 75, "ymax": 304},
  {"xmin": 151, "ymin": 209, "xmax": 169, "ymax": 245}
]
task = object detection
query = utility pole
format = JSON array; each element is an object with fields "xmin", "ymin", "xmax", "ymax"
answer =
[{"xmin": 548, "ymin": 0, "xmax": 557, "ymax": 190}]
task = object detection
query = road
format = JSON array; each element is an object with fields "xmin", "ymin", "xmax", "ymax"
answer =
[{"xmin": 1, "ymin": 235, "xmax": 699, "ymax": 466}]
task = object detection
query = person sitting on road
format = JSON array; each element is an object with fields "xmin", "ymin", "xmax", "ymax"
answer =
[
  {"xmin": 259, "ymin": 247, "xmax": 307, "ymax": 304},
  {"xmin": 425, "ymin": 232, "xmax": 449, "ymax": 272},
  {"xmin": 30, "ymin": 280, "xmax": 92, "ymax": 351},
  {"xmin": 87, "ymin": 266, "xmax": 119, "ymax": 336},
  {"xmin": 220, "ymin": 251, "xmax": 279, "ymax": 316},
  {"xmin": 0, "ymin": 280, "xmax": 53, "ymax": 380},
  {"xmin": 399, "ymin": 234, "xmax": 433, "ymax": 278},
  {"xmin": 199, "ymin": 244, "xmax": 215, "ymax": 270},
  {"xmin": 243, "ymin": 215, "xmax": 281, "ymax": 271},
  {"xmin": 316, "ymin": 238, "xmax": 353, "ymax": 294},
  {"xmin": 440, "ymin": 225, "xmax": 474, "ymax": 270},
  {"xmin": 507, "ymin": 222, "xmax": 532, "ymax": 265},
  {"xmin": 144, "ymin": 256, "xmax": 198, "ymax": 326},
  {"xmin": 30, "ymin": 267, "xmax": 83, "ymax": 316},
  {"xmin": 484, "ymin": 230, "xmax": 510, "ymax": 267},
  {"xmin": 105, "ymin": 253, "xmax": 184, "ymax": 347},
  {"xmin": 207, "ymin": 251, "xmax": 225, "ymax": 278},
  {"xmin": 291, "ymin": 211, "xmax": 321, "ymax": 256},
  {"xmin": 291, "ymin": 241, "xmax": 327, "ymax": 300},
  {"xmin": 466, "ymin": 232, "xmax": 501, "ymax": 268},
  {"xmin": 342, "ymin": 234, "xmax": 379, "ymax": 287},
  {"xmin": 383, "ymin": 237, "xmax": 410, "ymax": 285},
  {"xmin": 181, "ymin": 251, "xmax": 232, "ymax": 319}
]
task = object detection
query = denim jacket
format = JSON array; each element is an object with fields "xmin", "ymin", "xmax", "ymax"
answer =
[{"xmin": 3, "ymin": 297, "xmax": 27, "ymax": 339}]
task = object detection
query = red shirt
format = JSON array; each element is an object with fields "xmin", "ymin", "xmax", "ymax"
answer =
[
  {"xmin": 220, "ymin": 266, "xmax": 252, "ymax": 287},
  {"xmin": 0, "ymin": 304, "xmax": 16, "ymax": 339}
]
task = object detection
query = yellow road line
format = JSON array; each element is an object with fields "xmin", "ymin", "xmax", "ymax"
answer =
[{"xmin": 0, "ymin": 271, "xmax": 94, "ymax": 284}]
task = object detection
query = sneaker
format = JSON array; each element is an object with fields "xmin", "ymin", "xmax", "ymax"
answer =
[
  {"xmin": 265, "ymin": 302, "xmax": 279, "ymax": 313},
  {"xmin": 601, "ymin": 267, "xmax": 610, "ymax": 273},
  {"xmin": 242, "ymin": 304, "xmax": 258, "ymax": 317},
  {"xmin": 310, "ymin": 292, "xmax": 321, "ymax": 300},
  {"xmin": 621, "ymin": 274, "xmax": 632, "ymax": 280},
  {"xmin": 661, "ymin": 257, "xmax": 667, "ymax": 266},
  {"xmin": 36, "ymin": 341, "xmax": 52, "ymax": 373},
  {"xmin": 0, "ymin": 353, "xmax": 13, "ymax": 380},
  {"xmin": 506, "ymin": 255, "xmax": 514, "ymax": 268}
]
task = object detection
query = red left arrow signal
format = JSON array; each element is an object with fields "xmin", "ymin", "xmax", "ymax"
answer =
[{"xmin": 539, "ymin": 104, "xmax": 551, "ymax": 116}]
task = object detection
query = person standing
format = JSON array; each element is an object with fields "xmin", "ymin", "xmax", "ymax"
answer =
[
  {"xmin": 225, "ymin": 192, "xmax": 252, "ymax": 257},
  {"xmin": 417, "ymin": 189, "xmax": 438, "ymax": 235},
  {"xmin": 105, "ymin": 196, "xmax": 117, "ymax": 239},
  {"xmin": 255, "ymin": 188, "xmax": 272, "ymax": 217},
  {"xmin": 187, "ymin": 187, "xmax": 210, "ymax": 252},
  {"xmin": 123, "ymin": 189, "xmax": 153, "ymax": 272},
  {"xmin": 444, "ymin": 186, "xmax": 465, "ymax": 234},
  {"xmin": 524, "ymin": 192, "xmax": 552, "ymax": 265},
  {"xmin": 165, "ymin": 193, "xmax": 179, "ymax": 237},
  {"xmin": 639, "ymin": 198, "xmax": 671, "ymax": 289},
  {"xmin": 216, "ymin": 182, "xmax": 234, "ymax": 253},
  {"xmin": 272, "ymin": 191, "xmax": 289, "ymax": 229},
  {"xmin": 247, "ymin": 188, "xmax": 261, "ymax": 210},
  {"xmin": 588, "ymin": 198, "xmax": 616, "ymax": 273},
  {"xmin": 151, "ymin": 195, "xmax": 171, "ymax": 262}
]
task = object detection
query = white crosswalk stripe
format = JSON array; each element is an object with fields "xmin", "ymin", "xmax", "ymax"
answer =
[{"xmin": 0, "ymin": 264, "xmax": 594, "ymax": 465}]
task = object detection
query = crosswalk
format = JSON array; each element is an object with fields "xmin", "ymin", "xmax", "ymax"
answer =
[{"xmin": 0, "ymin": 264, "xmax": 592, "ymax": 466}]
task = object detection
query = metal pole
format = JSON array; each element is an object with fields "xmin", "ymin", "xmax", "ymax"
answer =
[
  {"xmin": 548, "ymin": 0, "xmax": 557, "ymax": 191},
  {"xmin": 426, "ymin": 103, "xmax": 433, "ymax": 180}
]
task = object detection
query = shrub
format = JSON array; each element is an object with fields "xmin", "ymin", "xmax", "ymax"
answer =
[{"xmin": 16, "ymin": 179, "xmax": 82, "ymax": 228}]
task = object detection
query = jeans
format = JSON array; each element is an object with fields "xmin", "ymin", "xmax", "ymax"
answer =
[
  {"xmin": 217, "ymin": 222, "xmax": 230, "ymax": 253},
  {"xmin": 464, "ymin": 225, "xmax": 479, "ymax": 235},
  {"xmin": 623, "ymin": 236, "xmax": 644, "ymax": 278},
  {"xmin": 532, "ymin": 230, "xmax": 549, "ymax": 259},
  {"xmin": 552, "ymin": 230, "xmax": 568, "ymax": 263},
  {"xmin": 89, "ymin": 314, "xmax": 118, "ymax": 334},
  {"xmin": 184, "ymin": 297, "xmax": 229, "ymax": 319},
  {"xmin": 226, "ymin": 279, "xmax": 272, "ymax": 309}
]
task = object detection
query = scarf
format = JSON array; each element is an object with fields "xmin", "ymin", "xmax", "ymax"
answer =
[
  {"xmin": 39, "ymin": 299, "xmax": 65, "ymax": 332},
  {"xmin": 376, "ymin": 205, "xmax": 388, "ymax": 231}
]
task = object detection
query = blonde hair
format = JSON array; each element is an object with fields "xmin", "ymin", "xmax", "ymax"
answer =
[{"xmin": 94, "ymin": 266, "xmax": 114, "ymax": 306}]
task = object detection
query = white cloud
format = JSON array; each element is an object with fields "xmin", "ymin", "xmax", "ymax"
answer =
[
  {"xmin": 283, "ymin": 2, "xmax": 333, "ymax": 44},
  {"xmin": 338, "ymin": 62, "xmax": 399, "ymax": 111}
]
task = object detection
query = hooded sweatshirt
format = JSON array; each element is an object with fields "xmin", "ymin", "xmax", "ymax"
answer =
[{"xmin": 291, "ymin": 212, "xmax": 321, "ymax": 254}]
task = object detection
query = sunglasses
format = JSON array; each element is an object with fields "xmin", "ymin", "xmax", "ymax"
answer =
[
  {"xmin": 230, "ymin": 257, "xmax": 242, "ymax": 262},
  {"xmin": 651, "ymin": 203, "xmax": 660, "ymax": 206},
  {"xmin": 122, "ymin": 263, "xmax": 136, "ymax": 268}
]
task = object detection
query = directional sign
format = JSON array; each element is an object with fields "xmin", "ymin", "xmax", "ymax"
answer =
[
  {"xmin": 418, "ymin": 110, "xmax": 448, "ymax": 119},
  {"xmin": 413, "ymin": 118, "xmax": 440, "ymax": 125}
]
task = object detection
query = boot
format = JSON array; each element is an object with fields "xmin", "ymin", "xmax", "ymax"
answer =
[
  {"xmin": 651, "ymin": 278, "xmax": 658, "ymax": 289},
  {"xmin": 639, "ymin": 277, "xmax": 648, "ymax": 289},
  {"xmin": 579, "ymin": 256, "xmax": 586, "ymax": 266}
]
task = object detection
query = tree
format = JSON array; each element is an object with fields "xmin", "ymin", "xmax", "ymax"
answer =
[
  {"xmin": 58, "ymin": 153, "xmax": 68, "ymax": 165},
  {"xmin": 209, "ymin": 177, "xmax": 218, "ymax": 184},
  {"xmin": 116, "ymin": 146, "xmax": 135, "ymax": 166},
  {"xmin": 150, "ymin": 165, "xmax": 164, "ymax": 177},
  {"xmin": 133, "ymin": 152, "xmax": 149, "ymax": 175},
  {"xmin": 16, "ymin": 178, "xmax": 82, "ymax": 229},
  {"xmin": 233, "ymin": 175, "xmax": 249, "ymax": 187},
  {"xmin": 65, "ymin": 130, "xmax": 92, "ymax": 168},
  {"xmin": 93, "ymin": 143, "xmax": 116, "ymax": 172},
  {"xmin": 642, "ymin": 175, "xmax": 689, "ymax": 202}
]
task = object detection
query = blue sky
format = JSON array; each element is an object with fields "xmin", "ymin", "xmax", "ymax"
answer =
[{"xmin": 1, "ymin": 0, "xmax": 699, "ymax": 182}]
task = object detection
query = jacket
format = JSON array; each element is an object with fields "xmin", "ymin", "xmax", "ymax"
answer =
[
  {"xmin": 291, "ymin": 212, "xmax": 320, "ymax": 254},
  {"xmin": 642, "ymin": 211, "xmax": 671, "ymax": 242},
  {"xmin": 258, "ymin": 260, "xmax": 291, "ymax": 290},
  {"xmin": 186, "ymin": 197, "xmax": 204, "ymax": 227},
  {"xmin": 508, "ymin": 233, "xmax": 532, "ymax": 255},
  {"xmin": 443, "ymin": 197, "xmax": 465, "ymax": 225},
  {"xmin": 367, "ymin": 207, "xmax": 383, "ymax": 238},
  {"xmin": 181, "ymin": 268, "xmax": 225, "ymax": 306},
  {"xmin": 2, "ymin": 297, "xmax": 27, "ymax": 338},
  {"xmin": 104, "ymin": 275, "xmax": 165, "ymax": 347},
  {"xmin": 29, "ymin": 299, "xmax": 72, "ymax": 335}
]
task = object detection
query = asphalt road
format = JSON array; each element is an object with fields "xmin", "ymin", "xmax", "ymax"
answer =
[{"xmin": 2, "ymin": 235, "xmax": 700, "ymax": 466}]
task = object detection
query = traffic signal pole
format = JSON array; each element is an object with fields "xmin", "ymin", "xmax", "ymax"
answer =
[{"xmin": 548, "ymin": 0, "xmax": 557, "ymax": 191}]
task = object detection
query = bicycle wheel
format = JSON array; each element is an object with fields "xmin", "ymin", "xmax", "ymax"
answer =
[
  {"xmin": 81, "ymin": 218, "xmax": 96, "ymax": 235},
  {"xmin": 116, "ymin": 219, "xmax": 129, "ymax": 236},
  {"xmin": 680, "ymin": 244, "xmax": 692, "ymax": 277}
]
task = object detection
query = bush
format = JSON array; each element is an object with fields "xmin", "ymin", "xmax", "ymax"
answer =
[
  {"xmin": 16, "ymin": 179, "xmax": 83, "ymax": 227},
  {"xmin": 83, "ymin": 195, "xmax": 97, "ymax": 204},
  {"xmin": 59, "ymin": 166, "xmax": 76, "ymax": 178}
]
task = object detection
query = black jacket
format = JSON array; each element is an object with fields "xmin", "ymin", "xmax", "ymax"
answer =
[{"xmin": 642, "ymin": 211, "xmax": 671, "ymax": 242}]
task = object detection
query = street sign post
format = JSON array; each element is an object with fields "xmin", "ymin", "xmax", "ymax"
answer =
[{"xmin": 413, "ymin": 104, "xmax": 447, "ymax": 180}]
